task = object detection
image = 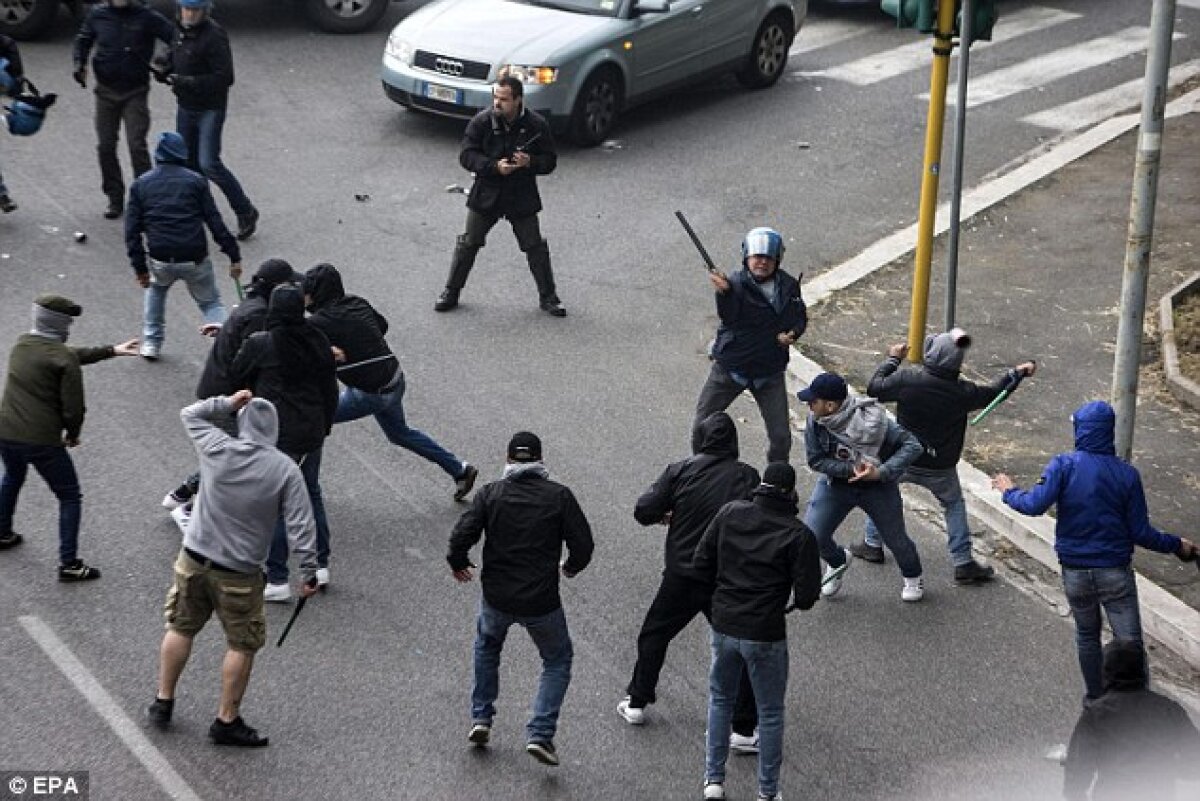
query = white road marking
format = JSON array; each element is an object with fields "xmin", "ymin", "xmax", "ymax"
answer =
[
  {"xmin": 808, "ymin": 6, "xmax": 1079, "ymax": 85},
  {"xmin": 937, "ymin": 27, "xmax": 1187, "ymax": 108},
  {"xmin": 19, "ymin": 615, "xmax": 204, "ymax": 801},
  {"xmin": 790, "ymin": 18, "xmax": 867, "ymax": 56},
  {"xmin": 1180, "ymin": 0, "xmax": 1200, "ymax": 10},
  {"xmin": 1022, "ymin": 59, "xmax": 1200, "ymax": 130}
]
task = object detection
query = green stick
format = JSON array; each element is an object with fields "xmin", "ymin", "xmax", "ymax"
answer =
[{"xmin": 970, "ymin": 389, "xmax": 1011, "ymax": 426}]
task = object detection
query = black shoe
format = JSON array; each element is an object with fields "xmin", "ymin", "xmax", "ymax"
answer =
[
  {"xmin": 434, "ymin": 288, "xmax": 460, "ymax": 312},
  {"xmin": 954, "ymin": 560, "xmax": 996, "ymax": 585},
  {"xmin": 526, "ymin": 740, "xmax": 559, "ymax": 766},
  {"xmin": 147, "ymin": 698, "xmax": 174, "ymax": 729},
  {"xmin": 236, "ymin": 207, "xmax": 259, "ymax": 241},
  {"xmin": 539, "ymin": 298, "xmax": 567, "ymax": 317},
  {"xmin": 103, "ymin": 199, "xmax": 123, "ymax": 219},
  {"xmin": 454, "ymin": 464, "xmax": 478, "ymax": 502},
  {"xmin": 467, "ymin": 722, "xmax": 491, "ymax": 746},
  {"xmin": 0, "ymin": 531, "xmax": 22, "ymax": 550},
  {"xmin": 848, "ymin": 540, "xmax": 885, "ymax": 564},
  {"xmin": 209, "ymin": 716, "xmax": 269, "ymax": 747},
  {"xmin": 58, "ymin": 559, "xmax": 101, "ymax": 582},
  {"xmin": 0, "ymin": 194, "xmax": 16, "ymax": 213}
]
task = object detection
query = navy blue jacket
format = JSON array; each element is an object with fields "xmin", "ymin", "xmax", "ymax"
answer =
[
  {"xmin": 1003, "ymin": 401, "xmax": 1181, "ymax": 568},
  {"xmin": 166, "ymin": 17, "xmax": 233, "ymax": 111},
  {"xmin": 125, "ymin": 135, "xmax": 240, "ymax": 275},
  {"xmin": 73, "ymin": 4, "xmax": 174, "ymax": 93},
  {"xmin": 712, "ymin": 267, "xmax": 806, "ymax": 380}
]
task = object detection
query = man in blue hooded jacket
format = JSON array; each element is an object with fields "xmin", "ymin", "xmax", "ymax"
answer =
[
  {"xmin": 993, "ymin": 401, "xmax": 1196, "ymax": 701},
  {"xmin": 125, "ymin": 131, "xmax": 241, "ymax": 360}
]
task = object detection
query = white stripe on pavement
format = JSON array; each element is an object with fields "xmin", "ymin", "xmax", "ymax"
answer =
[
  {"xmin": 19, "ymin": 616, "xmax": 204, "ymax": 801},
  {"xmin": 790, "ymin": 18, "xmax": 867, "ymax": 56},
  {"xmin": 809, "ymin": 6, "xmax": 1079, "ymax": 85},
  {"xmin": 1022, "ymin": 59, "xmax": 1200, "ymax": 130},
  {"xmin": 941, "ymin": 27, "xmax": 1187, "ymax": 108},
  {"xmin": 1180, "ymin": 0, "xmax": 1200, "ymax": 10}
]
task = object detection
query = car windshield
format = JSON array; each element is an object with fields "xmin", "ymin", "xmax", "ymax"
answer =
[{"xmin": 512, "ymin": 0, "xmax": 623, "ymax": 18}]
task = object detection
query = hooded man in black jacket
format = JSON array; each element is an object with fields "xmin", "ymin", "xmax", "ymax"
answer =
[
  {"xmin": 303, "ymin": 263, "xmax": 477, "ymax": 501},
  {"xmin": 1064, "ymin": 639, "xmax": 1200, "ymax": 801},
  {"xmin": 693, "ymin": 463, "xmax": 821, "ymax": 801},
  {"xmin": 154, "ymin": 0, "xmax": 258, "ymax": 240},
  {"xmin": 434, "ymin": 74, "xmax": 564, "ymax": 317},
  {"xmin": 619, "ymin": 412, "xmax": 762, "ymax": 751},
  {"xmin": 447, "ymin": 432, "xmax": 593, "ymax": 767},
  {"xmin": 856, "ymin": 329, "xmax": 1036, "ymax": 583},
  {"xmin": 72, "ymin": 0, "xmax": 175, "ymax": 219}
]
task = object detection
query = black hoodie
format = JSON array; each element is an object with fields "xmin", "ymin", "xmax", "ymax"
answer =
[
  {"xmin": 634, "ymin": 412, "xmax": 760, "ymax": 581},
  {"xmin": 1064, "ymin": 640, "xmax": 1200, "ymax": 801},
  {"xmin": 303, "ymin": 264, "xmax": 399, "ymax": 393}
]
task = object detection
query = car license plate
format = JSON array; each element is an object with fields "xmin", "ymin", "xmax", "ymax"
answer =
[{"xmin": 424, "ymin": 83, "xmax": 461, "ymax": 104}]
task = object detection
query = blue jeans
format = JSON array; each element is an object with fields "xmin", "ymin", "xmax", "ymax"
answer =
[
  {"xmin": 864, "ymin": 466, "xmax": 972, "ymax": 565},
  {"xmin": 176, "ymin": 106, "xmax": 253, "ymax": 217},
  {"xmin": 706, "ymin": 630, "xmax": 788, "ymax": 797},
  {"xmin": 471, "ymin": 598, "xmax": 573, "ymax": 742},
  {"xmin": 804, "ymin": 476, "xmax": 923, "ymax": 578},
  {"xmin": 333, "ymin": 374, "xmax": 464, "ymax": 479},
  {"xmin": 142, "ymin": 257, "xmax": 227, "ymax": 349},
  {"xmin": 1061, "ymin": 565, "xmax": 1142, "ymax": 700},
  {"xmin": 266, "ymin": 447, "xmax": 331, "ymax": 584},
  {"xmin": 0, "ymin": 441, "xmax": 83, "ymax": 564}
]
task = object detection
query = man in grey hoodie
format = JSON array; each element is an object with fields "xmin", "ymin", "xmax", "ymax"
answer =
[{"xmin": 148, "ymin": 390, "xmax": 317, "ymax": 747}]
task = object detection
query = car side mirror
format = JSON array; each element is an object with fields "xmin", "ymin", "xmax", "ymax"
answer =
[{"xmin": 634, "ymin": 0, "xmax": 670, "ymax": 14}]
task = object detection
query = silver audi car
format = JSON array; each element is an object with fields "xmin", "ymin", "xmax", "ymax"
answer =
[{"xmin": 381, "ymin": 0, "xmax": 805, "ymax": 145}]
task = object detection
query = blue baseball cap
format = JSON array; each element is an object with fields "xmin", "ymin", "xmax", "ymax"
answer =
[{"xmin": 796, "ymin": 373, "xmax": 847, "ymax": 403}]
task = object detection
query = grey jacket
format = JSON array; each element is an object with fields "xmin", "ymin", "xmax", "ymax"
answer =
[
  {"xmin": 804, "ymin": 412, "xmax": 923, "ymax": 483},
  {"xmin": 181, "ymin": 396, "xmax": 316, "ymax": 579}
]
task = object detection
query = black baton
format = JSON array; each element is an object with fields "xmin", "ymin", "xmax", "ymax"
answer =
[
  {"xmin": 675, "ymin": 211, "xmax": 720, "ymax": 274},
  {"xmin": 275, "ymin": 578, "xmax": 318, "ymax": 647}
]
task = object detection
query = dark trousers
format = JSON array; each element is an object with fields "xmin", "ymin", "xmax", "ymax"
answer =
[
  {"xmin": 692, "ymin": 362, "xmax": 792, "ymax": 464},
  {"xmin": 266, "ymin": 446, "xmax": 332, "ymax": 583},
  {"xmin": 445, "ymin": 209, "xmax": 559, "ymax": 303},
  {"xmin": 628, "ymin": 571, "xmax": 758, "ymax": 735},
  {"xmin": 0, "ymin": 440, "xmax": 83, "ymax": 564},
  {"xmin": 176, "ymin": 105, "xmax": 253, "ymax": 217},
  {"xmin": 95, "ymin": 83, "xmax": 151, "ymax": 204}
]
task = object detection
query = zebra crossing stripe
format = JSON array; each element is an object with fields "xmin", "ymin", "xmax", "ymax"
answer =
[
  {"xmin": 1022, "ymin": 59, "xmax": 1200, "ymax": 131},
  {"xmin": 804, "ymin": 5, "xmax": 1080, "ymax": 86},
  {"xmin": 790, "ymin": 18, "xmax": 867, "ymax": 56},
  {"xmin": 940, "ymin": 27, "xmax": 1187, "ymax": 109}
]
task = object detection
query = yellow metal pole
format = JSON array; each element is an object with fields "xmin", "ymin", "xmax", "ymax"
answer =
[{"xmin": 906, "ymin": 0, "xmax": 960, "ymax": 363}]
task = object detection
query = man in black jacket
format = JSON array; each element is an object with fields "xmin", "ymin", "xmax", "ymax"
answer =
[
  {"xmin": 1064, "ymin": 639, "xmax": 1200, "ymax": 801},
  {"xmin": 303, "ymin": 263, "xmax": 477, "ymax": 501},
  {"xmin": 693, "ymin": 463, "xmax": 821, "ymax": 801},
  {"xmin": 447, "ymin": 432, "xmax": 593, "ymax": 767},
  {"xmin": 155, "ymin": 0, "xmax": 258, "ymax": 240},
  {"xmin": 693, "ymin": 227, "xmax": 806, "ymax": 465},
  {"xmin": 162, "ymin": 259, "xmax": 301, "ymax": 513},
  {"xmin": 0, "ymin": 34, "xmax": 24, "ymax": 213},
  {"xmin": 126, "ymin": 131, "xmax": 241, "ymax": 360},
  {"xmin": 73, "ymin": 0, "xmax": 174, "ymax": 219},
  {"xmin": 434, "ymin": 74, "xmax": 564, "ymax": 317},
  {"xmin": 619, "ymin": 412, "xmax": 762, "ymax": 752},
  {"xmin": 855, "ymin": 329, "xmax": 1036, "ymax": 583}
]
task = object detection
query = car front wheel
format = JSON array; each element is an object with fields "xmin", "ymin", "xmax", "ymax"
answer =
[
  {"xmin": 736, "ymin": 13, "xmax": 792, "ymax": 89},
  {"xmin": 303, "ymin": 0, "xmax": 390, "ymax": 34},
  {"xmin": 0, "ymin": 0, "xmax": 61, "ymax": 40},
  {"xmin": 569, "ymin": 68, "xmax": 623, "ymax": 147}
]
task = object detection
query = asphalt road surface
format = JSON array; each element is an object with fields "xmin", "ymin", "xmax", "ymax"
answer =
[{"xmin": 2, "ymin": 1, "xmax": 1198, "ymax": 798}]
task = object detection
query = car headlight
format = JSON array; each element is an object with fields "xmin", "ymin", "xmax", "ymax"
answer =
[
  {"xmin": 386, "ymin": 34, "xmax": 413, "ymax": 65},
  {"xmin": 500, "ymin": 65, "xmax": 558, "ymax": 85}
]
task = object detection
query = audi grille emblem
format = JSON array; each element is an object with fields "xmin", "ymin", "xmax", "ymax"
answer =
[{"xmin": 435, "ymin": 58, "xmax": 465, "ymax": 77}]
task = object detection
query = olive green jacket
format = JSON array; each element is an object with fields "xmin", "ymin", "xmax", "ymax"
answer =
[{"xmin": 0, "ymin": 335, "xmax": 115, "ymax": 447}]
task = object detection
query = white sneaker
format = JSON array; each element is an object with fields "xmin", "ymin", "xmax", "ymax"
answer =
[
  {"xmin": 901, "ymin": 576, "xmax": 925, "ymax": 602},
  {"xmin": 139, "ymin": 343, "xmax": 160, "ymax": 360},
  {"xmin": 264, "ymin": 582, "xmax": 292, "ymax": 603},
  {"xmin": 703, "ymin": 781, "xmax": 726, "ymax": 800},
  {"xmin": 757, "ymin": 793, "xmax": 783, "ymax": 801},
  {"xmin": 617, "ymin": 696, "xmax": 645, "ymax": 725},
  {"xmin": 730, "ymin": 730, "xmax": 759, "ymax": 755},
  {"xmin": 821, "ymin": 548, "xmax": 853, "ymax": 597},
  {"xmin": 316, "ymin": 567, "xmax": 330, "ymax": 589},
  {"xmin": 169, "ymin": 505, "xmax": 191, "ymax": 535}
]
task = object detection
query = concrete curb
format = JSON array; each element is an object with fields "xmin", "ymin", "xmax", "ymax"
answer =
[
  {"xmin": 1159, "ymin": 271, "xmax": 1200, "ymax": 411},
  {"xmin": 784, "ymin": 88, "xmax": 1200, "ymax": 670}
]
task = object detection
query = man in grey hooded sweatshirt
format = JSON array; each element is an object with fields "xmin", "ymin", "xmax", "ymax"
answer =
[
  {"xmin": 857, "ymin": 329, "xmax": 1036, "ymax": 583},
  {"xmin": 148, "ymin": 390, "xmax": 317, "ymax": 747}
]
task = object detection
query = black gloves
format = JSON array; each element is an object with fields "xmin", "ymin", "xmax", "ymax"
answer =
[{"xmin": 72, "ymin": 67, "xmax": 86, "ymax": 88}]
